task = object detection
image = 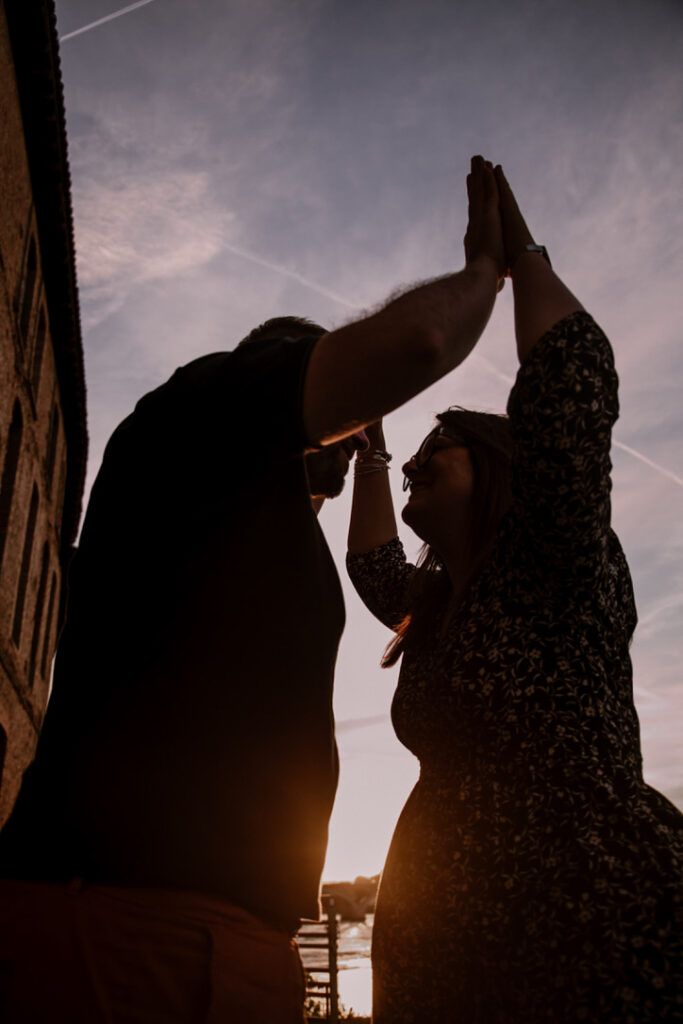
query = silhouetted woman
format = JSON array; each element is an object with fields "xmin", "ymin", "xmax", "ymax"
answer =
[{"xmin": 347, "ymin": 158, "xmax": 683, "ymax": 1023}]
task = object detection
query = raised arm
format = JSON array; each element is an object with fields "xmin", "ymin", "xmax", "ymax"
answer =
[
  {"xmin": 302, "ymin": 157, "xmax": 505, "ymax": 447},
  {"xmin": 347, "ymin": 421, "xmax": 398, "ymax": 554},
  {"xmin": 497, "ymin": 164, "xmax": 619, "ymax": 573},
  {"xmin": 494, "ymin": 164, "xmax": 583, "ymax": 362}
]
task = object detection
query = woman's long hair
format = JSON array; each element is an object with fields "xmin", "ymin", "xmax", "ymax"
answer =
[{"xmin": 382, "ymin": 408, "xmax": 513, "ymax": 667}]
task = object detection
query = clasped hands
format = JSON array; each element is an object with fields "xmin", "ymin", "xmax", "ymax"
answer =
[{"xmin": 464, "ymin": 155, "xmax": 536, "ymax": 291}]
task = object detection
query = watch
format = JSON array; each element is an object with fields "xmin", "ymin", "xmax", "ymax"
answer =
[{"xmin": 523, "ymin": 244, "xmax": 552, "ymax": 267}]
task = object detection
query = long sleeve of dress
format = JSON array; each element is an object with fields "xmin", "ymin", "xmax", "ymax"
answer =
[
  {"xmin": 506, "ymin": 310, "xmax": 619, "ymax": 582},
  {"xmin": 346, "ymin": 537, "xmax": 414, "ymax": 632}
]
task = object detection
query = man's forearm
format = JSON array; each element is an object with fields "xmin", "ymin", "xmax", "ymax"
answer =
[{"xmin": 302, "ymin": 255, "xmax": 499, "ymax": 447}]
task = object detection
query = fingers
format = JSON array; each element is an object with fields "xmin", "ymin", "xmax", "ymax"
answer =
[
  {"xmin": 470, "ymin": 155, "xmax": 498, "ymax": 206},
  {"xmin": 492, "ymin": 164, "xmax": 535, "ymax": 272},
  {"xmin": 494, "ymin": 164, "xmax": 509, "ymax": 190},
  {"xmin": 464, "ymin": 155, "xmax": 506, "ymax": 279},
  {"xmin": 494, "ymin": 164, "xmax": 522, "ymax": 216}
]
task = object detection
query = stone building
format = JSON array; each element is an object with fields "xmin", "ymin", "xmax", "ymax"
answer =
[{"xmin": 0, "ymin": 0, "xmax": 87, "ymax": 824}]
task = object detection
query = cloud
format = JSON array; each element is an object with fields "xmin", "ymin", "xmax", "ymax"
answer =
[{"xmin": 73, "ymin": 170, "xmax": 230, "ymax": 329}]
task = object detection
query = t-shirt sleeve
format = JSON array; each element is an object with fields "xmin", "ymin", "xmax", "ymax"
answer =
[
  {"xmin": 346, "ymin": 537, "xmax": 414, "ymax": 631},
  {"xmin": 506, "ymin": 310, "xmax": 619, "ymax": 578}
]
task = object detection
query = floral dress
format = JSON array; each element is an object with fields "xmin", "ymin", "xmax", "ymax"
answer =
[{"xmin": 347, "ymin": 313, "xmax": 683, "ymax": 1023}]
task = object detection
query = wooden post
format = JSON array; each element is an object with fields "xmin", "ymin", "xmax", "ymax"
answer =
[{"xmin": 324, "ymin": 895, "xmax": 339, "ymax": 1023}]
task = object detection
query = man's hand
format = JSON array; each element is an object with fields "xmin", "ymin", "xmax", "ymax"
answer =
[
  {"xmin": 463, "ymin": 155, "xmax": 506, "ymax": 290},
  {"xmin": 302, "ymin": 156, "xmax": 504, "ymax": 446}
]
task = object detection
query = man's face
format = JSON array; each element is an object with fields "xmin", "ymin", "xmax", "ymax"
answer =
[{"xmin": 306, "ymin": 431, "xmax": 369, "ymax": 499}]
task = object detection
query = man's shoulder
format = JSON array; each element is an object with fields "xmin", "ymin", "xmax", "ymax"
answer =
[
  {"xmin": 105, "ymin": 334, "xmax": 317, "ymax": 460},
  {"xmin": 167, "ymin": 334, "xmax": 317, "ymax": 391}
]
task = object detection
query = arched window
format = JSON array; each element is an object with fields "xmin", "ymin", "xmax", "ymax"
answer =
[
  {"xmin": 12, "ymin": 484, "xmax": 39, "ymax": 647},
  {"xmin": 0, "ymin": 401, "xmax": 23, "ymax": 570},
  {"xmin": 29, "ymin": 542, "xmax": 51, "ymax": 685},
  {"xmin": 40, "ymin": 571, "xmax": 58, "ymax": 681},
  {"xmin": 31, "ymin": 308, "xmax": 46, "ymax": 396},
  {"xmin": 19, "ymin": 237, "xmax": 37, "ymax": 344}
]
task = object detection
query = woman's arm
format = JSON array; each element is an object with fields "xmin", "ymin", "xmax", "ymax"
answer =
[
  {"xmin": 347, "ymin": 421, "xmax": 398, "ymax": 554},
  {"xmin": 495, "ymin": 166, "xmax": 619, "ymax": 576},
  {"xmin": 494, "ymin": 164, "xmax": 583, "ymax": 363},
  {"xmin": 346, "ymin": 421, "xmax": 415, "ymax": 629}
]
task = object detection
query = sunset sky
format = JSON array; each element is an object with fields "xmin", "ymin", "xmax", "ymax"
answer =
[{"xmin": 53, "ymin": 0, "xmax": 683, "ymax": 881}]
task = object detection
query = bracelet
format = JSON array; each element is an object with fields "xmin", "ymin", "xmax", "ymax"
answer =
[
  {"xmin": 354, "ymin": 464, "xmax": 390, "ymax": 477},
  {"xmin": 355, "ymin": 448, "xmax": 392, "ymax": 465}
]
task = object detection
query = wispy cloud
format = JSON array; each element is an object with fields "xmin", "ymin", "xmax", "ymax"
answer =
[
  {"xmin": 73, "ymin": 171, "xmax": 230, "ymax": 329},
  {"xmin": 60, "ymin": 0, "xmax": 158, "ymax": 43}
]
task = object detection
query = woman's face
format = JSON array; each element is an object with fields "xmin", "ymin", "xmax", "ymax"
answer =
[{"xmin": 401, "ymin": 427, "xmax": 475, "ymax": 544}]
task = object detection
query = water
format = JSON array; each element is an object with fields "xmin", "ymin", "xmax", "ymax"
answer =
[
  {"xmin": 300, "ymin": 914, "xmax": 373, "ymax": 1018},
  {"xmin": 337, "ymin": 916, "xmax": 373, "ymax": 1016}
]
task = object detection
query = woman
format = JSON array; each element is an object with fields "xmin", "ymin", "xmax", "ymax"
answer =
[{"xmin": 347, "ymin": 160, "xmax": 683, "ymax": 1022}]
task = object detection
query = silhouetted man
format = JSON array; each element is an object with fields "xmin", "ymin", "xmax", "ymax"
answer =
[{"xmin": 0, "ymin": 157, "xmax": 505, "ymax": 1023}]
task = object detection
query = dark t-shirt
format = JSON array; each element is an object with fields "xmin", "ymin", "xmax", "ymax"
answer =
[{"xmin": 0, "ymin": 335, "xmax": 344, "ymax": 928}]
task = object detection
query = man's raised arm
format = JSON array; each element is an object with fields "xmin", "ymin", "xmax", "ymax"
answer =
[{"xmin": 302, "ymin": 156, "xmax": 505, "ymax": 447}]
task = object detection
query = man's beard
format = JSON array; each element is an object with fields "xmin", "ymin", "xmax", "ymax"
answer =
[{"xmin": 305, "ymin": 444, "xmax": 349, "ymax": 499}]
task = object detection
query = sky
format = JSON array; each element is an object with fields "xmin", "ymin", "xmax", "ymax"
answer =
[{"xmin": 53, "ymin": 0, "xmax": 683, "ymax": 882}]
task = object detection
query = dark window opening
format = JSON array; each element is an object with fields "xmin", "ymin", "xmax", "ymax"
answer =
[
  {"xmin": 0, "ymin": 725, "xmax": 6, "ymax": 791},
  {"xmin": 45, "ymin": 404, "xmax": 60, "ymax": 496},
  {"xmin": 19, "ymin": 238, "xmax": 37, "ymax": 343},
  {"xmin": 29, "ymin": 543, "xmax": 50, "ymax": 685},
  {"xmin": 0, "ymin": 402, "xmax": 24, "ymax": 570},
  {"xmin": 12, "ymin": 484, "xmax": 39, "ymax": 647},
  {"xmin": 31, "ymin": 308, "xmax": 46, "ymax": 396},
  {"xmin": 40, "ymin": 572, "xmax": 58, "ymax": 680},
  {"xmin": 55, "ymin": 457, "xmax": 67, "ymax": 537}
]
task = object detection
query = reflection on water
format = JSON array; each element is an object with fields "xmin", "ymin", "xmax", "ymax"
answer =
[
  {"xmin": 338, "ymin": 916, "xmax": 372, "ymax": 1016},
  {"xmin": 301, "ymin": 915, "xmax": 373, "ymax": 1017}
]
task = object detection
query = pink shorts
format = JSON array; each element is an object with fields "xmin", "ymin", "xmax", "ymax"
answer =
[{"xmin": 0, "ymin": 878, "xmax": 306, "ymax": 1023}]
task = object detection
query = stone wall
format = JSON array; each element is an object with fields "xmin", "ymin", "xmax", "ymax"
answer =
[{"xmin": 0, "ymin": 1, "xmax": 85, "ymax": 824}]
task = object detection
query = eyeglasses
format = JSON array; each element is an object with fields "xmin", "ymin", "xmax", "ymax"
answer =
[{"xmin": 402, "ymin": 427, "xmax": 468, "ymax": 491}]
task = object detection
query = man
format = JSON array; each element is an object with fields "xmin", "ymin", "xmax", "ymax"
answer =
[{"xmin": 0, "ymin": 157, "xmax": 505, "ymax": 1022}]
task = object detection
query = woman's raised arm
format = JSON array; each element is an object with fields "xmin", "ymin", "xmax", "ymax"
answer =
[
  {"xmin": 347, "ymin": 421, "xmax": 398, "ymax": 554},
  {"xmin": 494, "ymin": 165, "xmax": 584, "ymax": 363}
]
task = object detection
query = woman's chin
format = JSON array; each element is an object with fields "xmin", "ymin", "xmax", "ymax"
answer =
[{"xmin": 401, "ymin": 500, "xmax": 427, "ymax": 539}]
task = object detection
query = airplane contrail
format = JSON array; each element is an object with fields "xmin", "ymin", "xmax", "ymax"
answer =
[
  {"xmin": 612, "ymin": 440, "xmax": 683, "ymax": 489},
  {"xmin": 336, "ymin": 715, "xmax": 389, "ymax": 734},
  {"xmin": 222, "ymin": 242, "xmax": 361, "ymax": 311},
  {"xmin": 60, "ymin": 0, "xmax": 157, "ymax": 42},
  {"xmin": 464, "ymin": 358, "xmax": 683, "ymax": 490}
]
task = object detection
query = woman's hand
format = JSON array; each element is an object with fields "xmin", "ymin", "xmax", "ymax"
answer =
[
  {"xmin": 463, "ymin": 155, "xmax": 506, "ymax": 289},
  {"xmin": 363, "ymin": 420, "xmax": 387, "ymax": 450},
  {"xmin": 493, "ymin": 164, "xmax": 584, "ymax": 362},
  {"xmin": 494, "ymin": 165, "xmax": 536, "ymax": 273}
]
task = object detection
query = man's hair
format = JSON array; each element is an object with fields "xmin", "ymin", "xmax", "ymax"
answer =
[
  {"xmin": 238, "ymin": 316, "xmax": 327, "ymax": 347},
  {"xmin": 383, "ymin": 408, "xmax": 513, "ymax": 667}
]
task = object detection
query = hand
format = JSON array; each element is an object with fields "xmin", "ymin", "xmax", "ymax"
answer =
[
  {"xmin": 493, "ymin": 165, "xmax": 536, "ymax": 274},
  {"xmin": 364, "ymin": 420, "xmax": 386, "ymax": 449},
  {"xmin": 463, "ymin": 155, "xmax": 506, "ymax": 288}
]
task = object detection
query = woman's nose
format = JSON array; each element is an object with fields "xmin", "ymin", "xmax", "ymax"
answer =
[{"xmin": 402, "ymin": 455, "xmax": 417, "ymax": 491}]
